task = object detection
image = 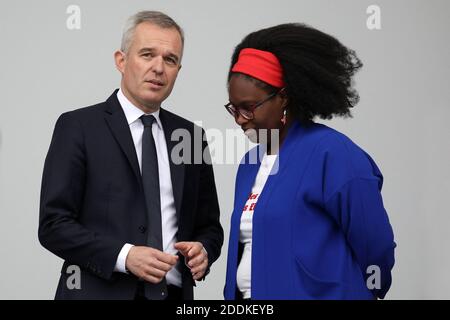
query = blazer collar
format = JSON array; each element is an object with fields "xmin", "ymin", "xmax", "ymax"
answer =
[
  {"xmin": 104, "ymin": 90, "xmax": 142, "ymax": 184},
  {"xmin": 104, "ymin": 90, "xmax": 186, "ymax": 219},
  {"xmin": 234, "ymin": 121, "xmax": 305, "ymax": 216}
]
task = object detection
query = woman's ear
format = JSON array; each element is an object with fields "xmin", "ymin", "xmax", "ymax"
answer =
[
  {"xmin": 279, "ymin": 88, "xmax": 289, "ymax": 109},
  {"xmin": 282, "ymin": 97, "xmax": 289, "ymax": 109}
]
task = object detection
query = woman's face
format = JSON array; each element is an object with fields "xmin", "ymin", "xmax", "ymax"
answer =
[{"xmin": 228, "ymin": 74, "xmax": 287, "ymax": 143}]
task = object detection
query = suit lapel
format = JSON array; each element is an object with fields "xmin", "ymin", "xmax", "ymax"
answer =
[
  {"xmin": 235, "ymin": 122, "xmax": 304, "ymax": 220},
  {"xmin": 252, "ymin": 121, "xmax": 304, "ymax": 215},
  {"xmin": 234, "ymin": 146, "xmax": 264, "ymax": 220},
  {"xmin": 103, "ymin": 91, "xmax": 142, "ymax": 185},
  {"xmin": 103, "ymin": 92, "xmax": 188, "ymax": 220},
  {"xmin": 159, "ymin": 108, "xmax": 185, "ymax": 221}
]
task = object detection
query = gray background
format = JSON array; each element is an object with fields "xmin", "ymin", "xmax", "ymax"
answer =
[{"xmin": 0, "ymin": 0, "xmax": 449, "ymax": 299}]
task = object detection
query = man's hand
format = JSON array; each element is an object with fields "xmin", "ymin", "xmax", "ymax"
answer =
[
  {"xmin": 174, "ymin": 241, "xmax": 208, "ymax": 281},
  {"xmin": 125, "ymin": 246, "xmax": 178, "ymax": 284}
]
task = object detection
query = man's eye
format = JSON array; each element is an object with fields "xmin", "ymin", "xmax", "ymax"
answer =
[{"xmin": 165, "ymin": 57, "xmax": 177, "ymax": 65}]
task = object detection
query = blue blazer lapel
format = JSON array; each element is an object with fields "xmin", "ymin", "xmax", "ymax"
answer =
[
  {"xmin": 225, "ymin": 145, "xmax": 262, "ymax": 299},
  {"xmin": 234, "ymin": 146, "xmax": 264, "ymax": 214},
  {"xmin": 253, "ymin": 121, "xmax": 303, "ymax": 209}
]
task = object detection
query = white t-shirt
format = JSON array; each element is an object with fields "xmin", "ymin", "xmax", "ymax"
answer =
[{"xmin": 237, "ymin": 153, "xmax": 277, "ymax": 299}]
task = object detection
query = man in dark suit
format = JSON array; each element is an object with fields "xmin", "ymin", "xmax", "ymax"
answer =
[{"xmin": 38, "ymin": 11, "xmax": 223, "ymax": 300}]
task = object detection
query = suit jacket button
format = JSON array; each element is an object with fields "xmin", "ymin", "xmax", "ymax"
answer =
[{"xmin": 138, "ymin": 225, "xmax": 147, "ymax": 233}]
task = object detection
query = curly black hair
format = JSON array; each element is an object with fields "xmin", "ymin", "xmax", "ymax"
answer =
[{"xmin": 228, "ymin": 23, "xmax": 363, "ymax": 124}]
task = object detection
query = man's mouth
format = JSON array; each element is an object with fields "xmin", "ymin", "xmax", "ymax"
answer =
[{"xmin": 146, "ymin": 79, "xmax": 165, "ymax": 86}]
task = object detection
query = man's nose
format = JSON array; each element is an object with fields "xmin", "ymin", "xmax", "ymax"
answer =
[{"xmin": 151, "ymin": 56, "xmax": 164, "ymax": 75}]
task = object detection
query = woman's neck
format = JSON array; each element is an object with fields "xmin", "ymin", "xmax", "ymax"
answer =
[{"xmin": 266, "ymin": 117, "xmax": 294, "ymax": 155}]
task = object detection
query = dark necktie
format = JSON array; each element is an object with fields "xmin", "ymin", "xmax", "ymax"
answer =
[{"xmin": 140, "ymin": 114, "xmax": 167, "ymax": 299}]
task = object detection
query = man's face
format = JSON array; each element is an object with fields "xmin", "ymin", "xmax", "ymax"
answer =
[{"xmin": 115, "ymin": 22, "xmax": 183, "ymax": 111}]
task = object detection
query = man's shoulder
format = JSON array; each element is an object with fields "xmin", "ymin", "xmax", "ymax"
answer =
[
  {"xmin": 62, "ymin": 101, "xmax": 107, "ymax": 120},
  {"xmin": 60, "ymin": 90, "xmax": 120, "ymax": 120},
  {"xmin": 159, "ymin": 107, "xmax": 199, "ymax": 131},
  {"xmin": 52, "ymin": 99, "xmax": 112, "ymax": 136}
]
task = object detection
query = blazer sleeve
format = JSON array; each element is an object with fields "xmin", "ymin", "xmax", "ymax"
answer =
[
  {"xmin": 38, "ymin": 112, "xmax": 123, "ymax": 280},
  {"xmin": 324, "ymin": 176, "xmax": 396, "ymax": 299},
  {"xmin": 319, "ymin": 133, "xmax": 396, "ymax": 299}
]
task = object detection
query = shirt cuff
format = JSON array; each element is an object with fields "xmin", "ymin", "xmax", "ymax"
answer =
[{"xmin": 114, "ymin": 243, "xmax": 134, "ymax": 273}]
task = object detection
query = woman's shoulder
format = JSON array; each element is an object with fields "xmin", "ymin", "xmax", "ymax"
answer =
[
  {"xmin": 307, "ymin": 123, "xmax": 383, "ymax": 182},
  {"xmin": 309, "ymin": 123, "xmax": 366, "ymax": 156}
]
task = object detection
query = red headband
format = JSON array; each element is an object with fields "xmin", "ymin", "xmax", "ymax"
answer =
[{"xmin": 231, "ymin": 48, "xmax": 285, "ymax": 88}]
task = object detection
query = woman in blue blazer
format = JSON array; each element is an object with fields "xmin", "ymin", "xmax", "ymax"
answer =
[{"xmin": 223, "ymin": 23, "xmax": 396, "ymax": 300}]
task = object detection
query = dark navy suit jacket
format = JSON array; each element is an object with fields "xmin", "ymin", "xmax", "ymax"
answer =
[{"xmin": 39, "ymin": 90, "xmax": 223, "ymax": 299}]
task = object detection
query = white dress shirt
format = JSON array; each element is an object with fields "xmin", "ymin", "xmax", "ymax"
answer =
[{"xmin": 113, "ymin": 89, "xmax": 181, "ymax": 287}]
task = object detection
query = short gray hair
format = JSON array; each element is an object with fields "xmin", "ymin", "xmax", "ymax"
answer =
[{"xmin": 120, "ymin": 11, "xmax": 184, "ymax": 53}]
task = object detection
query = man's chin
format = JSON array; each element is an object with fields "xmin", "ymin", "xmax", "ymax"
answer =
[{"xmin": 139, "ymin": 94, "xmax": 165, "ymax": 109}]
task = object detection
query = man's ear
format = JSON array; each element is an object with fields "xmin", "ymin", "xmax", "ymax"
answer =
[
  {"xmin": 178, "ymin": 64, "xmax": 182, "ymax": 71},
  {"xmin": 114, "ymin": 50, "xmax": 126, "ymax": 74}
]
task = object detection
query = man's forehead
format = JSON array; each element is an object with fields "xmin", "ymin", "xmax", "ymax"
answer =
[
  {"xmin": 135, "ymin": 23, "xmax": 181, "ymax": 41},
  {"xmin": 133, "ymin": 24, "xmax": 182, "ymax": 52}
]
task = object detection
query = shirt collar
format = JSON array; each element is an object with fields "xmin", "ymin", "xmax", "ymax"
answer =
[{"xmin": 117, "ymin": 88, "xmax": 162, "ymax": 129}]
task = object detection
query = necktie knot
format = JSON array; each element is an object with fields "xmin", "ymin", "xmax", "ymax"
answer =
[{"xmin": 140, "ymin": 114, "xmax": 156, "ymax": 127}]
